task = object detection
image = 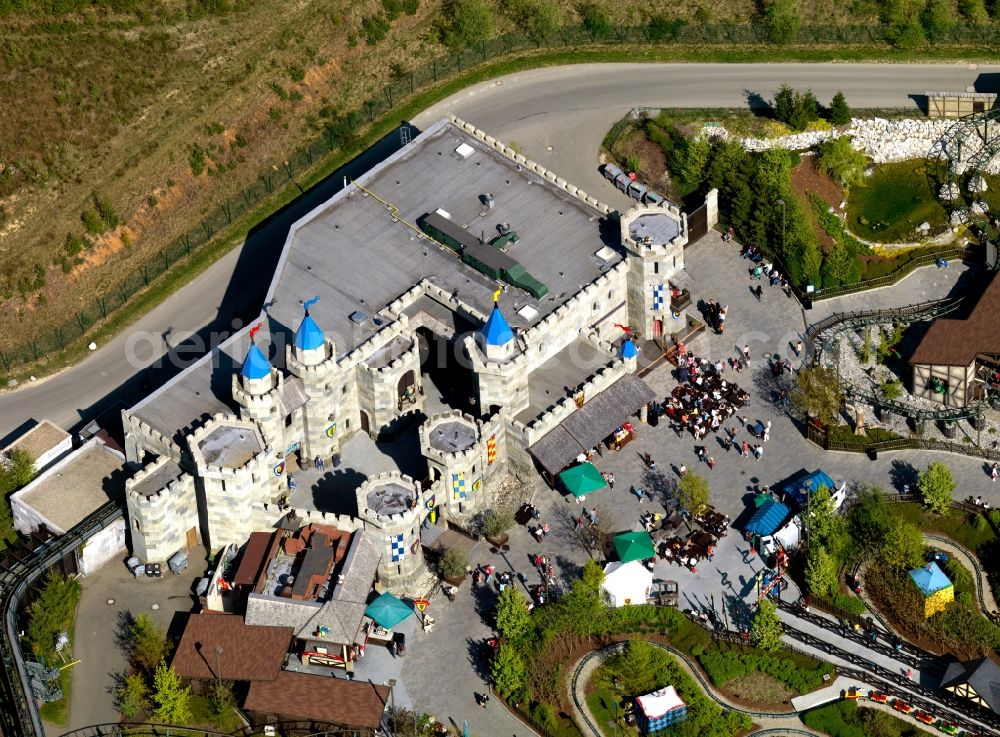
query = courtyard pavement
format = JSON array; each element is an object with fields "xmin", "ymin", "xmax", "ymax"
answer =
[{"xmin": 399, "ymin": 234, "xmax": 999, "ymax": 735}]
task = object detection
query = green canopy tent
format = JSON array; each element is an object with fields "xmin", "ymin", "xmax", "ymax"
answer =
[
  {"xmin": 613, "ymin": 530, "xmax": 656, "ymax": 563},
  {"xmin": 558, "ymin": 462, "xmax": 607, "ymax": 498},
  {"xmin": 364, "ymin": 591, "xmax": 414, "ymax": 629}
]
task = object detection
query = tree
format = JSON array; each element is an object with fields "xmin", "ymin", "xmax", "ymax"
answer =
[
  {"xmin": 505, "ymin": 0, "xmax": 560, "ymax": 42},
  {"xmin": 828, "ymin": 91, "xmax": 851, "ymax": 126},
  {"xmin": 561, "ymin": 560, "xmax": 606, "ymax": 637},
  {"xmin": 441, "ymin": 0, "xmax": 492, "ymax": 47},
  {"xmin": 791, "ymin": 365, "xmax": 842, "ymax": 427},
  {"xmin": 921, "ymin": 0, "xmax": 953, "ymax": 40},
  {"xmin": 881, "ymin": 516, "xmax": 924, "ymax": 570},
  {"xmin": 773, "ymin": 84, "xmax": 795, "ymax": 125},
  {"xmin": 677, "ymin": 136, "xmax": 711, "ymax": 192},
  {"xmin": 918, "ymin": 461, "xmax": 956, "ymax": 514},
  {"xmin": 805, "ymin": 486, "xmax": 846, "ymax": 555},
  {"xmin": 439, "ymin": 548, "xmax": 468, "ymax": 579},
  {"xmin": 130, "ymin": 613, "xmax": 169, "ymax": 676},
  {"xmin": 676, "ymin": 474, "xmax": 710, "ymax": 516},
  {"xmin": 0, "ymin": 449, "xmax": 36, "ymax": 494},
  {"xmin": 751, "ymin": 599, "xmax": 783, "ymax": 651},
  {"xmin": 762, "ymin": 0, "xmax": 799, "ymax": 44},
  {"xmin": 26, "ymin": 570, "xmax": 81, "ymax": 661},
  {"xmin": 577, "ymin": 1, "xmax": 611, "ymax": 37},
  {"xmin": 495, "ymin": 587, "xmax": 531, "ymax": 642},
  {"xmin": 152, "ymin": 660, "xmax": 192, "ymax": 725},
  {"xmin": 959, "ymin": 0, "xmax": 988, "ymax": 22},
  {"xmin": 789, "ymin": 89, "xmax": 819, "ymax": 131},
  {"xmin": 816, "ymin": 136, "xmax": 867, "ymax": 188},
  {"xmin": 805, "ymin": 545, "xmax": 838, "ymax": 598},
  {"xmin": 118, "ymin": 672, "xmax": 148, "ymax": 720},
  {"xmin": 481, "ymin": 509, "xmax": 514, "ymax": 539},
  {"xmin": 490, "ymin": 643, "xmax": 526, "ymax": 700}
]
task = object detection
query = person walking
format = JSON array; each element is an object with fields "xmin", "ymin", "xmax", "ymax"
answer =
[
  {"xmin": 794, "ymin": 339, "xmax": 804, "ymax": 357},
  {"xmin": 743, "ymin": 345, "xmax": 751, "ymax": 362},
  {"xmin": 607, "ymin": 472, "xmax": 615, "ymax": 490},
  {"xmin": 763, "ymin": 420, "xmax": 771, "ymax": 442},
  {"xmin": 678, "ymin": 464, "xmax": 687, "ymax": 478},
  {"xmin": 992, "ymin": 462, "xmax": 999, "ymax": 481},
  {"xmin": 707, "ymin": 456, "xmax": 716, "ymax": 470},
  {"xmin": 741, "ymin": 441, "xmax": 750, "ymax": 458},
  {"xmin": 541, "ymin": 523, "xmax": 551, "ymax": 537},
  {"xmin": 753, "ymin": 445, "xmax": 763, "ymax": 462}
]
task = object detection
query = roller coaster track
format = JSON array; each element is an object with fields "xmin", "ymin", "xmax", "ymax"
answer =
[
  {"xmin": 0, "ymin": 501, "xmax": 123, "ymax": 737},
  {"xmin": 806, "ymin": 297, "xmax": 991, "ymax": 423},
  {"xmin": 926, "ymin": 108, "xmax": 1000, "ymax": 232}
]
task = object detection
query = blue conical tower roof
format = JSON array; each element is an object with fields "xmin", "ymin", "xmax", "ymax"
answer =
[
  {"xmin": 621, "ymin": 339, "xmax": 638, "ymax": 359},
  {"xmin": 295, "ymin": 313, "xmax": 325, "ymax": 351},
  {"xmin": 482, "ymin": 304, "xmax": 514, "ymax": 346},
  {"xmin": 241, "ymin": 342, "xmax": 271, "ymax": 380}
]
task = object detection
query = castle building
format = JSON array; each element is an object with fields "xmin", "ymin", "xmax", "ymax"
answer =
[{"xmin": 121, "ymin": 116, "xmax": 715, "ymax": 585}]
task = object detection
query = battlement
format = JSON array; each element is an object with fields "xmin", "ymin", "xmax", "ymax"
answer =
[
  {"xmin": 519, "ymin": 359, "xmax": 627, "ymax": 446},
  {"xmin": 252, "ymin": 502, "xmax": 361, "ymax": 533},
  {"xmin": 620, "ymin": 205, "xmax": 688, "ymax": 255},
  {"xmin": 420, "ymin": 411, "xmax": 483, "ymax": 465},
  {"xmin": 449, "ymin": 114, "xmax": 615, "ymax": 217},
  {"xmin": 189, "ymin": 413, "xmax": 266, "ymax": 476},
  {"xmin": 286, "ymin": 339, "xmax": 338, "ymax": 379},
  {"xmin": 123, "ymin": 411, "xmax": 184, "ymax": 462},
  {"xmin": 232, "ymin": 370, "xmax": 282, "ymax": 410},
  {"xmin": 125, "ymin": 455, "xmax": 192, "ymax": 508},
  {"xmin": 356, "ymin": 471, "xmax": 426, "ymax": 526}
]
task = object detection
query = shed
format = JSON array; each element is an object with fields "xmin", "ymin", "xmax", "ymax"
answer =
[
  {"xmin": 2, "ymin": 420, "xmax": 72, "ymax": 473},
  {"xmin": 601, "ymin": 561, "xmax": 653, "ymax": 608},
  {"xmin": 909, "ymin": 561, "xmax": 954, "ymax": 618},
  {"xmin": 636, "ymin": 686, "xmax": 687, "ymax": 733},
  {"xmin": 744, "ymin": 500, "xmax": 791, "ymax": 537}
]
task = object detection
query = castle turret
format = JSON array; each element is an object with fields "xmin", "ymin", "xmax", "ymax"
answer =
[
  {"xmin": 355, "ymin": 472, "xmax": 428, "ymax": 584},
  {"xmin": 287, "ymin": 297, "xmax": 342, "ymax": 461},
  {"xmin": 233, "ymin": 322, "xmax": 285, "ymax": 449},
  {"xmin": 419, "ymin": 411, "xmax": 489, "ymax": 520},
  {"xmin": 240, "ymin": 322, "xmax": 274, "ymax": 394},
  {"xmin": 478, "ymin": 292, "xmax": 516, "ymax": 366}
]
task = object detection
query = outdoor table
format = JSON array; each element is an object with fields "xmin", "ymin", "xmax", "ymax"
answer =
[{"xmin": 690, "ymin": 531, "xmax": 717, "ymax": 549}]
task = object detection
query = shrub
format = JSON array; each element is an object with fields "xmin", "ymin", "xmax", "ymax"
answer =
[
  {"xmin": 829, "ymin": 91, "xmax": 851, "ymax": 126},
  {"xmin": 577, "ymin": 1, "xmax": 611, "ymax": 37},
  {"xmin": 441, "ymin": 0, "xmax": 493, "ymax": 47},
  {"xmin": 762, "ymin": 0, "xmax": 800, "ymax": 44},
  {"xmin": 81, "ymin": 208, "xmax": 104, "ymax": 235},
  {"xmin": 402, "ymin": 0, "xmax": 419, "ymax": 13},
  {"xmin": 287, "ymin": 64, "xmax": 305, "ymax": 83},
  {"xmin": 505, "ymin": 0, "xmax": 560, "ymax": 42},
  {"xmin": 439, "ymin": 548, "xmax": 467, "ymax": 579},
  {"xmin": 362, "ymin": 14, "xmax": 391, "ymax": 44},
  {"xmin": 481, "ymin": 509, "xmax": 515, "ymax": 539},
  {"xmin": 921, "ymin": 0, "xmax": 953, "ymax": 40},
  {"xmin": 646, "ymin": 14, "xmax": 684, "ymax": 41},
  {"xmin": 816, "ymin": 136, "xmax": 866, "ymax": 187},
  {"xmin": 881, "ymin": 379, "xmax": 902, "ymax": 400},
  {"xmin": 382, "ymin": 0, "xmax": 403, "ymax": 19},
  {"xmin": 698, "ymin": 650, "xmax": 833, "ymax": 694},
  {"xmin": 93, "ymin": 193, "xmax": 119, "ymax": 229},
  {"xmin": 959, "ymin": 0, "xmax": 988, "ymax": 22},
  {"xmin": 188, "ymin": 143, "xmax": 206, "ymax": 176}
]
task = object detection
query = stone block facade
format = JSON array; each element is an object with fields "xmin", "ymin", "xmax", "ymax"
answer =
[{"xmin": 126, "ymin": 459, "xmax": 199, "ymax": 563}]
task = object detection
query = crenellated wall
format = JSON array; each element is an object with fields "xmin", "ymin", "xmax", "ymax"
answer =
[
  {"xmin": 121, "ymin": 410, "xmax": 184, "ymax": 466},
  {"xmin": 355, "ymin": 472, "xmax": 429, "ymax": 583},
  {"xmin": 286, "ymin": 339, "xmax": 342, "ymax": 460},
  {"xmin": 232, "ymin": 370, "xmax": 287, "ymax": 452}
]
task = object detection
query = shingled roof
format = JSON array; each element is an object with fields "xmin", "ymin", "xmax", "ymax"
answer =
[
  {"xmin": 171, "ymin": 614, "xmax": 292, "ymax": 682},
  {"xmin": 911, "ymin": 272, "xmax": 1000, "ymax": 367},
  {"xmin": 244, "ymin": 671, "xmax": 389, "ymax": 729},
  {"xmin": 941, "ymin": 657, "xmax": 1000, "ymax": 713}
]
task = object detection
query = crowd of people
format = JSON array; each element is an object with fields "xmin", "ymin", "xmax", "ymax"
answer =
[
  {"xmin": 657, "ymin": 349, "xmax": 751, "ymax": 442},
  {"xmin": 741, "ymin": 243, "xmax": 791, "ymax": 297}
]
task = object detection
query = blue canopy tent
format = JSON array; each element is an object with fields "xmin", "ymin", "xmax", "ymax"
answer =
[
  {"xmin": 782, "ymin": 470, "xmax": 836, "ymax": 509},
  {"xmin": 745, "ymin": 500, "xmax": 791, "ymax": 537}
]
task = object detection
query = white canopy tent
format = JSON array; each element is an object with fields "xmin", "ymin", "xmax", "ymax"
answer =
[{"xmin": 601, "ymin": 561, "xmax": 653, "ymax": 608}]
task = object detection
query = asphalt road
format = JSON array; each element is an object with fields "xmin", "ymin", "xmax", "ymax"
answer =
[{"xmin": 3, "ymin": 62, "xmax": 998, "ymax": 441}]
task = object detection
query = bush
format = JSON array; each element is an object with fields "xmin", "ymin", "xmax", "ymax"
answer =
[
  {"xmin": 829, "ymin": 91, "xmax": 851, "ymax": 125},
  {"xmin": 504, "ymin": 0, "xmax": 560, "ymax": 42},
  {"xmin": 481, "ymin": 509, "xmax": 515, "ymax": 539},
  {"xmin": 762, "ymin": 0, "xmax": 799, "ymax": 43},
  {"xmin": 93, "ymin": 193, "xmax": 119, "ymax": 229},
  {"xmin": 646, "ymin": 14, "xmax": 684, "ymax": 41},
  {"xmin": 188, "ymin": 143, "xmax": 206, "ymax": 176},
  {"xmin": 81, "ymin": 208, "xmax": 104, "ymax": 235},
  {"xmin": 362, "ymin": 14, "xmax": 391, "ymax": 44},
  {"xmin": 439, "ymin": 548, "xmax": 467, "ymax": 579},
  {"xmin": 816, "ymin": 136, "xmax": 866, "ymax": 188},
  {"xmin": 382, "ymin": 0, "xmax": 403, "ymax": 19},
  {"xmin": 577, "ymin": 2, "xmax": 611, "ymax": 37},
  {"xmin": 441, "ymin": 0, "xmax": 493, "ymax": 47},
  {"xmin": 698, "ymin": 650, "xmax": 832, "ymax": 694}
]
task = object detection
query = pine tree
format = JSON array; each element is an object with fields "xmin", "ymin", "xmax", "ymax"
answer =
[
  {"xmin": 829, "ymin": 91, "xmax": 851, "ymax": 125},
  {"xmin": 773, "ymin": 84, "xmax": 795, "ymax": 125},
  {"xmin": 152, "ymin": 660, "xmax": 192, "ymax": 726}
]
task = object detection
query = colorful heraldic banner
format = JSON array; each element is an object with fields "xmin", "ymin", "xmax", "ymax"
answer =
[
  {"xmin": 424, "ymin": 494, "xmax": 436, "ymax": 510},
  {"xmin": 487, "ymin": 435, "xmax": 497, "ymax": 464},
  {"xmin": 273, "ymin": 461, "xmax": 286, "ymax": 477},
  {"xmin": 389, "ymin": 534, "xmax": 405, "ymax": 562},
  {"xmin": 410, "ymin": 538, "xmax": 420, "ymax": 554},
  {"xmin": 652, "ymin": 284, "xmax": 666, "ymax": 311},
  {"xmin": 452, "ymin": 472, "xmax": 466, "ymax": 500},
  {"xmin": 472, "ymin": 478, "xmax": 482, "ymax": 493},
  {"xmin": 325, "ymin": 422, "xmax": 337, "ymax": 438}
]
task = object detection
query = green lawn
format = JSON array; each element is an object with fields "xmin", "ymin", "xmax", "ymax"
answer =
[
  {"xmin": 586, "ymin": 687, "xmax": 630, "ymax": 737},
  {"xmin": 892, "ymin": 503, "xmax": 996, "ymax": 552},
  {"xmin": 847, "ymin": 161, "xmax": 949, "ymax": 243},
  {"xmin": 803, "ymin": 701, "xmax": 921, "ymax": 737}
]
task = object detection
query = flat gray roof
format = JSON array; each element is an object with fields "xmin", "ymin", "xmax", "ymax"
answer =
[
  {"xmin": 14, "ymin": 441, "xmax": 125, "ymax": 533},
  {"xmin": 128, "ymin": 119, "xmax": 620, "ymax": 446},
  {"xmin": 365, "ymin": 482, "xmax": 412, "ymax": 517},
  {"xmin": 517, "ymin": 338, "xmax": 613, "ymax": 423},
  {"xmin": 131, "ymin": 458, "xmax": 183, "ymax": 498},
  {"xmin": 427, "ymin": 419, "xmax": 477, "ymax": 453},
  {"xmin": 630, "ymin": 213, "xmax": 680, "ymax": 246},
  {"xmin": 265, "ymin": 119, "xmax": 620, "ymax": 357},
  {"xmin": 3, "ymin": 420, "xmax": 70, "ymax": 460},
  {"xmin": 198, "ymin": 424, "xmax": 261, "ymax": 468}
]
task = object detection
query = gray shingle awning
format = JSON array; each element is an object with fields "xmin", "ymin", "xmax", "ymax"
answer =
[{"xmin": 529, "ymin": 374, "xmax": 657, "ymax": 475}]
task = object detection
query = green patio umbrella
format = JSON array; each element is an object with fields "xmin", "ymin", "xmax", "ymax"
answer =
[
  {"xmin": 365, "ymin": 591, "xmax": 414, "ymax": 629},
  {"xmin": 558, "ymin": 462, "xmax": 607, "ymax": 498},
  {"xmin": 613, "ymin": 530, "xmax": 656, "ymax": 563}
]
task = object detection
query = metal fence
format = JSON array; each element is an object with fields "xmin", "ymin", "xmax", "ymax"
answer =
[{"xmin": 4, "ymin": 24, "xmax": 1000, "ymax": 375}]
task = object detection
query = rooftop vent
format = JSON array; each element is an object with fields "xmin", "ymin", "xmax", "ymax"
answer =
[
  {"xmin": 434, "ymin": 207, "xmax": 452, "ymax": 220},
  {"xmin": 455, "ymin": 143, "xmax": 475, "ymax": 160},
  {"xmin": 481, "ymin": 193, "xmax": 495, "ymax": 210},
  {"xmin": 595, "ymin": 246, "xmax": 617, "ymax": 263},
  {"xmin": 518, "ymin": 305, "xmax": 539, "ymax": 320},
  {"xmin": 349, "ymin": 311, "xmax": 367, "ymax": 324}
]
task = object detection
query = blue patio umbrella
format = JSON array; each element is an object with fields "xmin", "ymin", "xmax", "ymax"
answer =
[{"xmin": 364, "ymin": 591, "xmax": 414, "ymax": 629}]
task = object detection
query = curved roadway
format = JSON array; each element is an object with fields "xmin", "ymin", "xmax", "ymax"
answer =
[{"xmin": 3, "ymin": 62, "xmax": 999, "ymax": 439}]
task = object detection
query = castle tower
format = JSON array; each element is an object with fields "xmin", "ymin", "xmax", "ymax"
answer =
[
  {"xmin": 621, "ymin": 338, "xmax": 638, "ymax": 373},
  {"xmin": 419, "ymin": 411, "xmax": 489, "ymax": 520},
  {"xmin": 286, "ymin": 297, "xmax": 341, "ymax": 461},
  {"xmin": 620, "ymin": 205, "xmax": 689, "ymax": 342},
  {"xmin": 478, "ymin": 293, "xmax": 516, "ymax": 362},
  {"xmin": 189, "ymin": 414, "xmax": 280, "ymax": 552},
  {"xmin": 233, "ymin": 323, "xmax": 286, "ymax": 451},
  {"xmin": 355, "ymin": 472, "xmax": 428, "ymax": 584}
]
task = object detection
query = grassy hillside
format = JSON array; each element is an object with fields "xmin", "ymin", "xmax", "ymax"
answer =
[{"xmin": 0, "ymin": 0, "xmax": 998, "ymax": 360}]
